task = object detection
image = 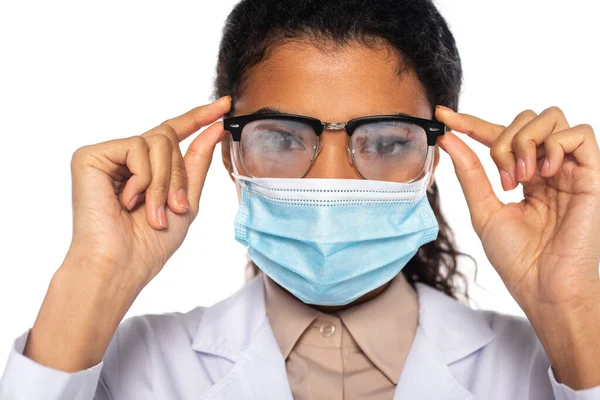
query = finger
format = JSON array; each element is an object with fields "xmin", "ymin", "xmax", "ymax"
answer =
[
  {"xmin": 144, "ymin": 134, "xmax": 173, "ymax": 230},
  {"xmin": 143, "ymin": 124, "xmax": 190, "ymax": 214},
  {"xmin": 437, "ymin": 130, "xmax": 503, "ymax": 236},
  {"xmin": 542, "ymin": 124, "xmax": 600, "ymax": 177},
  {"xmin": 512, "ymin": 106, "xmax": 570, "ymax": 182},
  {"xmin": 73, "ymin": 136, "xmax": 152, "ymax": 212},
  {"xmin": 183, "ymin": 121, "xmax": 227, "ymax": 218},
  {"xmin": 119, "ymin": 138, "xmax": 152, "ymax": 211},
  {"xmin": 490, "ymin": 109, "xmax": 538, "ymax": 190},
  {"xmin": 168, "ymin": 137, "xmax": 191, "ymax": 214},
  {"xmin": 158, "ymin": 96, "xmax": 232, "ymax": 143},
  {"xmin": 435, "ymin": 105, "xmax": 505, "ymax": 147}
]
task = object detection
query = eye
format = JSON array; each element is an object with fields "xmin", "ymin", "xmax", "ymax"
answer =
[
  {"xmin": 356, "ymin": 135, "xmax": 412, "ymax": 156},
  {"xmin": 255, "ymin": 129, "xmax": 307, "ymax": 152}
]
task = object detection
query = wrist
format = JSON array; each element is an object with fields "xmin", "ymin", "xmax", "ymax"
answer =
[
  {"xmin": 61, "ymin": 246, "xmax": 149, "ymax": 294},
  {"xmin": 53, "ymin": 258, "xmax": 143, "ymax": 316},
  {"xmin": 23, "ymin": 261, "xmax": 141, "ymax": 372},
  {"xmin": 526, "ymin": 294, "xmax": 600, "ymax": 390}
]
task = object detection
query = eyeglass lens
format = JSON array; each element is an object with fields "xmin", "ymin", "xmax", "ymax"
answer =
[{"xmin": 236, "ymin": 118, "xmax": 428, "ymax": 182}]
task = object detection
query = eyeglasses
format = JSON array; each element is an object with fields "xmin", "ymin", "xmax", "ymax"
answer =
[{"xmin": 223, "ymin": 112, "xmax": 445, "ymax": 183}]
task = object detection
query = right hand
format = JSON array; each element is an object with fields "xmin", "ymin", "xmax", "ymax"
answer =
[{"xmin": 64, "ymin": 96, "xmax": 232, "ymax": 290}]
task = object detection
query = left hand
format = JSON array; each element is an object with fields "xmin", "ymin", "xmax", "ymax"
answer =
[
  {"xmin": 434, "ymin": 105, "xmax": 600, "ymax": 311},
  {"xmin": 434, "ymin": 105, "xmax": 600, "ymax": 388}
]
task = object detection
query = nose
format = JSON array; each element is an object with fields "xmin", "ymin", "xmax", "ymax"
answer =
[{"xmin": 304, "ymin": 129, "xmax": 363, "ymax": 179}]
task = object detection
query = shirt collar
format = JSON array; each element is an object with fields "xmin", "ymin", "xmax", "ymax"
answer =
[
  {"xmin": 263, "ymin": 273, "xmax": 320, "ymax": 359},
  {"xmin": 263, "ymin": 272, "xmax": 418, "ymax": 384},
  {"xmin": 337, "ymin": 272, "xmax": 418, "ymax": 384}
]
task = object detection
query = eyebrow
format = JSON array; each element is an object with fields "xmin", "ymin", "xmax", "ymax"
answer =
[
  {"xmin": 250, "ymin": 107, "xmax": 284, "ymax": 115},
  {"xmin": 249, "ymin": 107, "xmax": 416, "ymax": 119}
]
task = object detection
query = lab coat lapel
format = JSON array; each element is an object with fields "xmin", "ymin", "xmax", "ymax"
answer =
[
  {"xmin": 192, "ymin": 275, "xmax": 293, "ymax": 400},
  {"xmin": 197, "ymin": 320, "xmax": 293, "ymax": 400},
  {"xmin": 393, "ymin": 282, "xmax": 497, "ymax": 399},
  {"xmin": 393, "ymin": 325, "xmax": 476, "ymax": 399}
]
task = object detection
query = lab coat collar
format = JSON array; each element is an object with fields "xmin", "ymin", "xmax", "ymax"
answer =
[
  {"xmin": 390, "ymin": 282, "xmax": 497, "ymax": 399},
  {"xmin": 191, "ymin": 275, "xmax": 267, "ymax": 362},
  {"xmin": 191, "ymin": 275, "xmax": 496, "ymax": 399},
  {"xmin": 413, "ymin": 282, "xmax": 496, "ymax": 364}
]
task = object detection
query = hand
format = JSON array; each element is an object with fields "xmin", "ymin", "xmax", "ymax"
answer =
[
  {"xmin": 64, "ymin": 96, "xmax": 232, "ymax": 289},
  {"xmin": 434, "ymin": 105, "xmax": 600, "ymax": 312},
  {"xmin": 435, "ymin": 105, "xmax": 600, "ymax": 388}
]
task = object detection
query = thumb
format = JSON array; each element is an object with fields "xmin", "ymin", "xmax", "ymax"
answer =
[
  {"xmin": 183, "ymin": 121, "xmax": 226, "ymax": 217},
  {"xmin": 438, "ymin": 130, "xmax": 503, "ymax": 236}
]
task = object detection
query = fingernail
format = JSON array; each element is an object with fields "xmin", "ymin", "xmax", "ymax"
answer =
[
  {"xmin": 128, "ymin": 194, "xmax": 139, "ymax": 210},
  {"xmin": 157, "ymin": 205, "xmax": 167, "ymax": 229},
  {"xmin": 517, "ymin": 157, "xmax": 527, "ymax": 182},
  {"xmin": 212, "ymin": 96, "xmax": 229, "ymax": 105},
  {"xmin": 436, "ymin": 105, "xmax": 453, "ymax": 113},
  {"xmin": 500, "ymin": 170, "xmax": 513, "ymax": 190},
  {"xmin": 541, "ymin": 158, "xmax": 550, "ymax": 177},
  {"xmin": 177, "ymin": 188, "xmax": 190, "ymax": 210}
]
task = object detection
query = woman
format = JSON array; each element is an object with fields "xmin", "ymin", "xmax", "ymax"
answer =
[{"xmin": 1, "ymin": 0, "xmax": 599, "ymax": 399}]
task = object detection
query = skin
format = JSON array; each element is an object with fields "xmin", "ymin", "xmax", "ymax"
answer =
[
  {"xmin": 22, "ymin": 39, "xmax": 600, "ymax": 391},
  {"xmin": 222, "ymin": 40, "xmax": 439, "ymax": 313}
]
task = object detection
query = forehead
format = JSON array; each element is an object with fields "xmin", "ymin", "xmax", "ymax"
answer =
[{"xmin": 233, "ymin": 40, "xmax": 432, "ymax": 121}]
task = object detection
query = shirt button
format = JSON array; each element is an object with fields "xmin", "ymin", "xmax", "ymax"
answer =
[{"xmin": 320, "ymin": 323, "xmax": 336, "ymax": 338}]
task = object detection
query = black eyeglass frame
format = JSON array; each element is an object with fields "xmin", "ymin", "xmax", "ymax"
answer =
[{"xmin": 223, "ymin": 112, "xmax": 446, "ymax": 146}]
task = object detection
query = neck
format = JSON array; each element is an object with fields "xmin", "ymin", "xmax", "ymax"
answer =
[{"xmin": 308, "ymin": 280, "xmax": 393, "ymax": 313}]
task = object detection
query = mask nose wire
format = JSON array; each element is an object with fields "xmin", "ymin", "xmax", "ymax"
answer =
[{"xmin": 318, "ymin": 122, "xmax": 355, "ymax": 166}]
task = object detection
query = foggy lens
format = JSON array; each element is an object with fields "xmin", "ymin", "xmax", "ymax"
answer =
[
  {"xmin": 351, "ymin": 120, "xmax": 428, "ymax": 182},
  {"xmin": 240, "ymin": 119, "xmax": 318, "ymax": 178}
]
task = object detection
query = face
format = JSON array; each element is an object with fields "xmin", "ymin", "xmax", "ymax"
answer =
[
  {"xmin": 222, "ymin": 40, "xmax": 440, "ymax": 201},
  {"xmin": 221, "ymin": 39, "xmax": 440, "ymax": 310}
]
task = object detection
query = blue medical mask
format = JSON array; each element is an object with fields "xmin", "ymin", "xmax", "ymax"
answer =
[{"xmin": 232, "ymin": 158, "xmax": 439, "ymax": 306}]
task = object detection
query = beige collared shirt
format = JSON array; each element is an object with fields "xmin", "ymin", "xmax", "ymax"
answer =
[{"xmin": 263, "ymin": 272, "xmax": 419, "ymax": 400}]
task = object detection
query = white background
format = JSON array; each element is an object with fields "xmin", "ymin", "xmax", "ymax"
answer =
[{"xmin": 0, "ymin": 0, "xmax": 598, "ymax": 371}]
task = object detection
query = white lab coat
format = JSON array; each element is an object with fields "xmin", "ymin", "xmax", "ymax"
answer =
[{"xmin": 1, "ymin": 274, "xmax": 599, "ymax": 399}]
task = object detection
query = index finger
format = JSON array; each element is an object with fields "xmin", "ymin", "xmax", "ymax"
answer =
[
  {"xmin": 160, "ymin": 96, "xmax": 232, "ymax": 142},
  {"xmin": 435, "ymin": 105, "xmax": 505, "ymax": 147}
]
